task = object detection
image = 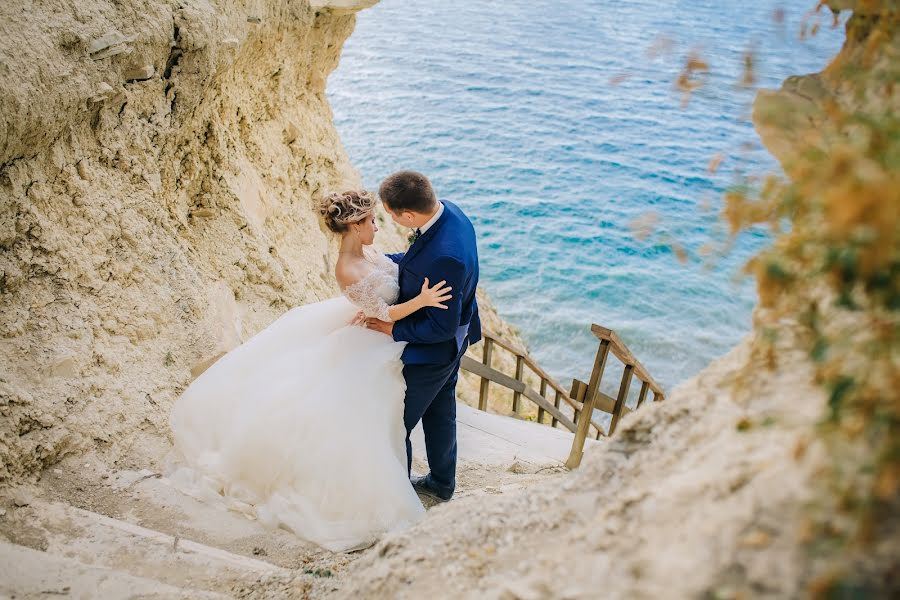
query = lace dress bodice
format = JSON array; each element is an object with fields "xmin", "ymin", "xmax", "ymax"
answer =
[{"xmin": 342, "ymin": 251, "xmax": 400, "ymax": 322}]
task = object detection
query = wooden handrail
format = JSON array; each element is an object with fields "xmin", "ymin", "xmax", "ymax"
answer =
[
  {"xmin": 570, "ymin": 377, "xmax": 620, "ymax": 414},
  {"xmin": 565, "ymin": 339, "xmax": 611, "ymax": 468},
  {"xmin": 591, "ymin": 324, "xmax": 664, "ymax": 397},
  {"xmin": 537, "ymin": 378, "xmax": 548, "ymax": 424},
  {"xmin": 460, "ymin": 324, "xmax": 664, "ymax": 471},
  {"xmin": 569, "ymin": 379, "xmax": 606, "ymax": 439},
  {"xmin": 460, "ymin": 355, "xmax": 576, "ymax": 432},
  {"xmin": 462, "ymin": 332, "xmax": 604, "ymax": 439},
  {"xmin": 483, "ymin": 333, "xmax": 527, "ymax": 358},
  {"xmin": 477, "ymin": 337, "xmax": 494, "ymax": 411},
  {"xmin": 566, "ymin": 324, "xmax": 665, "ymax": 468},
  {"xmin": 512, "ymin": 355, "xmax": 525, "ymax": 413},
  {"xmin": 493, "ymin": 333, "xmax": 596, "ymax": 422},
  {"xmin": 481, "ymin": 332, "xmax": 583, "ymax": 413}
]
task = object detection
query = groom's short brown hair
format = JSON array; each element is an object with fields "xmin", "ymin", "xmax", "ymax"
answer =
[{"xmin": 378, "ymin": 171, "xmax": 437, "ymax": 214}]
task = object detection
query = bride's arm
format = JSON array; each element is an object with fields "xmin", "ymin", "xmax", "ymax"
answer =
[
  {"xmin": 341, "ymin": 269, "xmax": 452, "ymax": 324},
  {"xmin": 386, "ymin": 278, "xmax": 452, "ymax": 322}
]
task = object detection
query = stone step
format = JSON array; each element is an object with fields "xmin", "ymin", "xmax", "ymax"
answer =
[
  {"xmin": 0, "ymin": 540, "xmax": 228, "ymax": 599},
  {"xmin": 38, "ymin": 464, "xmax": 323, "ymax": 569},
  {"xmin": 1, "ymin": 498, "xmax": 301, "ymax": 597}
]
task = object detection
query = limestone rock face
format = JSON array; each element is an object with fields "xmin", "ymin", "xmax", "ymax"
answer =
[
  {"xmin": 753, "ymin": 3, "xmax": 900, "ymax": 172},
  {"xmin": 0, "ymin": 0, "xmax": 385, "ymax": 482}
]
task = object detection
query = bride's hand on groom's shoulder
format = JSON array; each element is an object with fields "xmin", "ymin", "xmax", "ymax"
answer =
[{"xmin": 417, "ymin": 277, "xmax": 452, "ymax": 310}]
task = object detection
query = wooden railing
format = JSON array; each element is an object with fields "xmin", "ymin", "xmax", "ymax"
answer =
[{"xmin": 460, "ymin": 323, "xmax": 665, "ymax": 470}]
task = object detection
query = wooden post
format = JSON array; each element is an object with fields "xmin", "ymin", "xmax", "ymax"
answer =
[
  {"xmin": 511, "ymin": 355, "xmax": 525, "ymax": 414},
  {"xmin": 537, "ymin": 378, "xmax": 548, "ymax": 424},
  {"xmin": 569, "ymin": 379, "xmax": 586, "ymax": 425},
  {"xmin": 636, "ymin": 380, "xmax": 649, "ymax": 409},
  {"xmin": 609, "ymin": 365, "xmax": 634, "ymax": 436},
  {"xmin": 653, "ymin": 392, "xmax": 663, "ymax": 403},
  {"xmin": 478, "ymin": 338, "xmax": 494, "ymax": 411},
  {"xmin": 552, "ymin": 390, "xmax": 561, "ymax": 428},
  {"xmin": 566, "ymin": 340, "xmax": 611, "ymax": 469}
]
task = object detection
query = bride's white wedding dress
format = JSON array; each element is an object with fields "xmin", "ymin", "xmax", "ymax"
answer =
[{"xmin": 168, "ymin": 251, "xmax": 424, "ymax": 552}]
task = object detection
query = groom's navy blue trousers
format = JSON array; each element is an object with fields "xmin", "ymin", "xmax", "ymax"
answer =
[{"xmin": 401, "ymin": 345, "xmax": 466, "ymax": 494}]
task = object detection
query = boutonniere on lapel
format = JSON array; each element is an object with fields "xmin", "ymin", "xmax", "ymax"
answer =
[{"xmin": 407, "ymin": 228, "xmax": 421, "ymax": 246}]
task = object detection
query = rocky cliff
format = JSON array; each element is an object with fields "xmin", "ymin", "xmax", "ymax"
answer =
[{"xmin": 0, "ymin": 0, "xmax": 516, "ymax": 485}]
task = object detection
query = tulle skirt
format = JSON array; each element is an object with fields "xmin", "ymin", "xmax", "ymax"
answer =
[{"xmin": 168, "ymin": 296, "xmax": 424, "ymax": 551}]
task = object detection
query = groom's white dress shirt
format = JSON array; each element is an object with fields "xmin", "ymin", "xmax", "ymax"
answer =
[{"xmin": 418, "ymin": 202, "xmax": 444, "ymax": 235}]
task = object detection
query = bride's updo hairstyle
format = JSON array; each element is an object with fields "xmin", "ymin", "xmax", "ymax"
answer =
[{"xmin": 317, "ymin": 190, "xmax": 376, "ymax": 234}]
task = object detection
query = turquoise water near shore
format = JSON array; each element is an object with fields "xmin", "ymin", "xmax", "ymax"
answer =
[{"xmin": 327, "ymin": 1, "xmax": 845, "ymax": 392}]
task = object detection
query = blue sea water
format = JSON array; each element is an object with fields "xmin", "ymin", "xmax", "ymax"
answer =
[{"xmin": 327, "ymin": 0, "xmax": 846, "ymax": 394}]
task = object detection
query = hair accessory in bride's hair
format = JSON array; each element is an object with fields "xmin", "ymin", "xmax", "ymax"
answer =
[{"xmin": 317, "ymin": 190, "xmax": 376, "ymax": 234}]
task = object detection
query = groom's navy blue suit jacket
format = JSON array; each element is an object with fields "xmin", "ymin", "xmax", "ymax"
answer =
[{"xmin": 387, "ymin": 200, "xmax": 481, "ymax": 365}]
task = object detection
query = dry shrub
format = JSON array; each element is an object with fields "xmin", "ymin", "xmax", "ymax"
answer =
[{"xmin": 727, "ymin": 2, "xmax": 899, "ymax": 594}]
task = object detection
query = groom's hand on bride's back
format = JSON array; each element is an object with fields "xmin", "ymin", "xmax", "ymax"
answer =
[{"xmin": 365, "ymin": 318, "xmax": 393, "ymax": 336}]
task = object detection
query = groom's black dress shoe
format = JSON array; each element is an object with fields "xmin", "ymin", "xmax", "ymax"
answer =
[{"xmin": 411, "ymin": 474, "xmax": 453, "ymax": 503}]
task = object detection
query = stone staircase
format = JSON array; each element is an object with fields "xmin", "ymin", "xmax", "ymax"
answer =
[
  {"xmin": 1, "ymin": 469, "xmax": 321, "ymax": 598},
  {"xmin": 0, "ymin": 405, "xmax": 593, "ymax": 598},
  {"xmin": 1, "ymin": 541, "xmax": 228, "ymax": 600}
]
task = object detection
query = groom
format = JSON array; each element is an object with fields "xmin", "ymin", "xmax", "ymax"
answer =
[{"xmin": 366, "ymin": 170, "xmax": 481, "ymax": 502}]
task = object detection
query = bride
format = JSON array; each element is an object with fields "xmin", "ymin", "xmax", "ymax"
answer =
[{"xmin": 168, "ymin": 190, "xmax": 452, "ymax": 552}]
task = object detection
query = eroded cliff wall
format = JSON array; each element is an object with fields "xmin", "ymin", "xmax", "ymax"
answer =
[
  {"xmin": 0, "ymin": 0, "xmax": 470, "ymax": 483},
  {"xmin": 754, "ymin": 1, "xmax": 900, "ymax": 173}
]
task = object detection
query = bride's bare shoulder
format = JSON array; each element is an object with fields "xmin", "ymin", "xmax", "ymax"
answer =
[{"xmin": 335, "ymin": 257, "xmax": 371, "ymax": 290}]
